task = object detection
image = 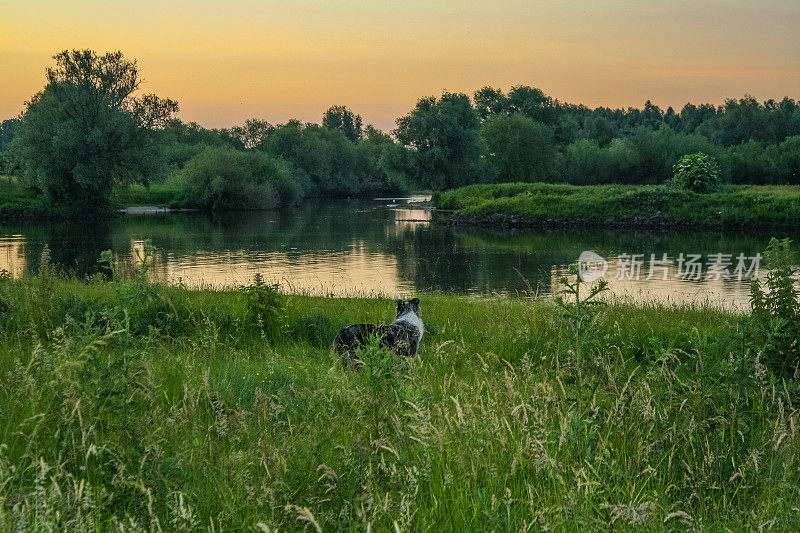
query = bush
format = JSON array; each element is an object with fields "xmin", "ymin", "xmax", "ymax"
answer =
[
  {"xmin": 724, "ymin": 140, "xmax": 776, "ymax": 184},
  {"xmin": 773, "ymin": 135, "xmax": 800, "ymax": 184},
  {"xmin": 98, "ymin": 241, "xmax": 181, "ymax": 336},
  {"xmin": 241, "ymin": 274, "xmax": 286, "ymax": 340},
  {"xmin": 670, "ymin": 152, "xmax": 721, "ymax": 193},
  {"xmin": 179, "ymin": 146, "xmax": 297, "ymax": 210}
]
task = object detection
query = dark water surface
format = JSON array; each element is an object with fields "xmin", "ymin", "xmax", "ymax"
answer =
[{"xmin": 0, "ymin": 198, "xmax": 796, "ymax": 310}]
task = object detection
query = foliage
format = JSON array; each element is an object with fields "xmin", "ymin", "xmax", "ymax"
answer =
[
  {"xmin": 261, "ymin": 120, "xmax": 360, "ymax": 196},
  {"xmin": 229, "ymin": 118, "xmax": 273, "ymax": 149},
  {"xmin": 749, "ymin": 238, "xmax": 800, "ymax": 378},
  {"xmin": 241, "ymin": 273, "xmax": 287, "ymax": 340},
  {"xmin": 179, "ymin": 145, "xmax": 298, "ymax": 210},
  {"xmin": 355, "ymin": 126, "xmax": 408, "ymax": 195},
  {"xmin": 671, "ymin": 152, "xmax": 721, "ymax": 193},
  {"xmin": 0, "ymin": 119, "xmax": 19, "ymax": 153},
  {"xmin": 480, "ymin": 113, "xmax": 555, "ymax": 181}
]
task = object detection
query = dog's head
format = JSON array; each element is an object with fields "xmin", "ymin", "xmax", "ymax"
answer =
[{"xmin": 395, "ymin": 297, "xmax": 420, "ymax": 318}]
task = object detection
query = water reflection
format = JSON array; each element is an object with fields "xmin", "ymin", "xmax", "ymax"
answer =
[{"xmin": 0, "ymin": 198, "xmax": 795, "ymax": 310}]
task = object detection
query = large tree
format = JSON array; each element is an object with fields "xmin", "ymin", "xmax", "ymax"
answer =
[
  {"xmin": 480, "ymin": 113, "xmax": 556, "ymax": 181},
  {"xmin": 10, "ymin": 50, "xmax": 178, "ymax": 213},
  {"xmin": 394, "ymin": 92, "xmax": 495, "ymax": 190}
]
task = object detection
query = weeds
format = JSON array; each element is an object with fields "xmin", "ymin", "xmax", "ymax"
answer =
[
  {"xmin": 750, "ymin": 237, "xmax": 800, "ymax": 378},
  {"xmin": 242, "ymin": 273, "xmax": 286, "ymax": 340}
]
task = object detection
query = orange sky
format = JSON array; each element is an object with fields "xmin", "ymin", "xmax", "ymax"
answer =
[{"xmin": 1, "ymin": 0, "xmax": 799, "ymax": 131}]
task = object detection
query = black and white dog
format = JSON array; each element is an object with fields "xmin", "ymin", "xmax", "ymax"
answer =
[{"xmin": 332, "ymin": 298, "xmax": 424, "ymax": 367}]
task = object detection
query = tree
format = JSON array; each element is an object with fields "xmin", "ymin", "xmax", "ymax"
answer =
[
  {"xmin": 724, "ymin": 140, "xmax": 775, "ymax": 184},
  {"xmin": 355, "ymin": 126, "xmax": 408, "ymax": 195},
  {"xmin": 507, "ymin": 85, "xmax": 560, "ymax": 125},
  {"xmin": 772, "ymin": 135, "xmax": 800, "ymax": 184},
  {"xmin": 480, "ymin": 113, "xmax": 555, "ymax": 181},
  {"xmin": 230, "ymin": 118, "xmax": 273, "ymax": 149},
  {"xmin": 262, "ymin": 120, "xmax": 360, "ymax": 196},
  {"xmin": 473, "ymin": 86, "xmax": 509, "ymax": 119},
  {"xmin": 10, "ymin": 50, "xmax": 178, "ymax": 213},
  {"xmin": 0, "ymin": 118, "xmax": 20, "ymax": 174},
  {"xmin": 322, "ymin": 105, "xmax": 363, "ymax": 142},
  {"xmin": 394, "ymin": 92, "xmax": 495, "ymax": 190},
  {"xmin": 0, "ymin": 118, "xmax": 19, "ymax": 152}
]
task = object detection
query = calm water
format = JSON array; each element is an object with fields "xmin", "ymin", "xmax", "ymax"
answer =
[{"xmin": 0, "ymin": 198, "xmax": 796, "ymax": 310}]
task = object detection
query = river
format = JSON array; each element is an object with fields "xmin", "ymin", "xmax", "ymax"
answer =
[{"xmin": 0, "ymin": 197, "xmax": 795, "ymax": 310}]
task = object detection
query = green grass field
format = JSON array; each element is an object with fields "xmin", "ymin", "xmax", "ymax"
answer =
[
  {"xmin": 119, "ymin": 181, "xmax": 187, "ymax": 209},
  {"xmin": 0, "ymin": 263, "xmax": 798, "ymax": 530},
  {"xmin": 434, "ymin": 182, "xmax": 800, "ymax": 228}
]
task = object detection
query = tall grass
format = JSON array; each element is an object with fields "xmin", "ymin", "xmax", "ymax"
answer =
[{"xmin": 0, "ymin": 253, "xmax": 798, "ymax": 530}]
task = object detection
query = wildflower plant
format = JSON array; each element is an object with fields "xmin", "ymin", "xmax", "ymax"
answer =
[{"xmin": 749, "ymin": 237, "xmax": 800, "ymax": 378}]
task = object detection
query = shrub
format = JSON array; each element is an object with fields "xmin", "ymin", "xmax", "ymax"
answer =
[
  {"xmin": 749, "ymin": 238, "xmax": 800, "ymax": 378},
  {"xmin": 724, "ymin": 140, "xmax": 776, "ymax": 184},
  {"xmin": 670, "ymin": 152, "xmax": 721, "ymax": 193},
  {"xmin": 179, "ymin": 146, "xmax": 297, "ymax": 210},
  {"xmin": 773, "ymin": 135, "xmax": 800, "ymax": 184}
]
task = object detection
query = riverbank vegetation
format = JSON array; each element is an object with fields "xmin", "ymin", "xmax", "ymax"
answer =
[
  {"xmin": 1, "ymin": 50, "xmax": 799, "ymax": 220},
  {"xmin": 0, "ymin": 241, "xmax": 798, "ymax": 529},
  {"xmin": 434, "ymin": 182, "xmax": 800, "ymax": 229}
]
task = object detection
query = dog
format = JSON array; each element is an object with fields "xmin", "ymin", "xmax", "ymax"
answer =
[{"xmin": 332, "ymin": 298, "xmax": 424, "ymax": 368}]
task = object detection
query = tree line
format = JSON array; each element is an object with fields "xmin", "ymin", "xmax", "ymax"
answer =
[{"xmin": 1, "ymin": 50, "xmax": 798, "ymax": 214}]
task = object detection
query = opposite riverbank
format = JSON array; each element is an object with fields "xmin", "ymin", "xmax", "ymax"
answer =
[
  {"xmin": 0, "ymin": 268, "xmax": 798, "ymax": 529},
  {"xmin": 0, "ymin": 177, "xmax": 189, "ymax": 221},
  {"xmin": 433, "ymin": 182, "xmax": 800, "ymax": 230}
]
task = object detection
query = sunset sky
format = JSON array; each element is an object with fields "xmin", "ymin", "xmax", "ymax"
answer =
[{"xmin": 2, "ymin": 0, "xmax": 799, "ymax": 131}]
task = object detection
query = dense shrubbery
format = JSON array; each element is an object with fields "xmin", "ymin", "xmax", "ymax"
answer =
[
  {"xmin": 179, "ymin": 146, "xmax": 299, "ymax": 210},
  {"xmin": 3, "ymin": 49, "xmax": 800, "ymax": 217}
]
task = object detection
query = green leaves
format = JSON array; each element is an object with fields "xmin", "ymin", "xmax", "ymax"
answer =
[
  {"xmin": 671, "ymin": 152, "xmax": 721, "ymax": 193},
  {"xmin": 394, "ymin": 91, "xmax": 496, "ymax": 190},
  {"xmin": 749, "ymin": 238, "xmax": 800, "ymax": 377}
]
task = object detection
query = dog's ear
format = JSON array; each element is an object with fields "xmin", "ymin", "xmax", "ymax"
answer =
[
  {"xmin": 409, "ymin": 297, "xmax": 420, "ymax": 312},
  {"xmin": 395, "ymin": 299, "xmax": 405, "ymax": 313},
  {"xmin": 410, "ymin": 297, "xmax": 420, "ymax": 305}
]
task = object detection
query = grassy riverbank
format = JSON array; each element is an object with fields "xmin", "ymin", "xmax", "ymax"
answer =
[
  {"xmin": 0, "ymin": 176, "xmax": 188, "ymax": 218},
  {"xmin": 434, "ymin": 183, "xmax": 800, "ymax": 229},
  {"xmin": 0, "ymin": 267, "xmax": 798, "ymax": 530},
  {"xmin": 0, "ymin": 176, "xmax": 51, "ymax": 220}
]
